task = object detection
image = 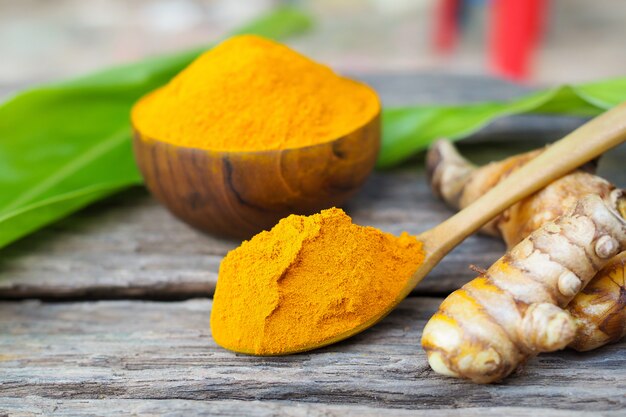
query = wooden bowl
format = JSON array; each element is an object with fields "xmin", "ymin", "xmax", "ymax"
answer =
[{"xmin": 132, "ymin": 113, "xmax": 380, "ymax": 239}]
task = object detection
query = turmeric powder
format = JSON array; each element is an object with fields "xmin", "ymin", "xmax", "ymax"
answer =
[
  {"xmin": 131, "ymin": 35, "xmax": 380, "ymax": 151},
  {"xmin": 210, "ymin": 207, "xmax": 424, "ymax": 355},
  {"xmin": 427, "ymin": 140, "xmax": 626, "ymax": 352}
]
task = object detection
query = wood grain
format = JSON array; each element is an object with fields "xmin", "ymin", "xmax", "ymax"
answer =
[
  {"xmin": 2, "ymin": 399, "xmax": 622, "ymax": 417},
  {"xmin": 133, "ymin": 111, "xmax": 380, "ymax": 239},
  {"xmin": 0, "ymin": 298, "xmax": 625, "ymax": 415}
]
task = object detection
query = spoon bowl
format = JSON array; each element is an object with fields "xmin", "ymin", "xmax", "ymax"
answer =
[{"xmin": 133, "ymin": 111, "xmax": 380, "ymax": 239}]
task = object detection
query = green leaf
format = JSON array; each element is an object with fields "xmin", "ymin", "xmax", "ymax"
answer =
[
  {"xmin": 378, "ymin": 79, "xmax": 626, "ymax": 168},
  {"xmin": 0, "ymin": 6, "xmax": 313, "ymax": 249}
]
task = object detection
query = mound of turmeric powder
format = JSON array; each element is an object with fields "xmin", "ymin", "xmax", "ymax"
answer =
[
  {"xmin": 131, "ymin": 35, "xmax": 379, "ymax": 152},
  {"xmin": 210, "ymin": 208, "xmax": 424, "ymax": 355}
]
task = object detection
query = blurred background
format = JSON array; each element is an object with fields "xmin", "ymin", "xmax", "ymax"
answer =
[{"xmin": 1, "ymin": 0, "xmax": 625, "ymax": 93}]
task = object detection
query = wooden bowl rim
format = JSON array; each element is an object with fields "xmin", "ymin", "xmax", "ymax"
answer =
[{"xmin": 131, "ymin": 109, "xmax": 380, "ymax": 157}]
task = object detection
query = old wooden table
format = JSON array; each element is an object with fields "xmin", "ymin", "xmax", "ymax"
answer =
[{"xmin": 1, "ymin": 75, "xmax": 625, "ymax": 416}]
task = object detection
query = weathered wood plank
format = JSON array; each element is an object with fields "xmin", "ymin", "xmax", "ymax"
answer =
[
  {"xmin": 1, "ymin": 398, "xmax": 622, "ymax": 417},
  {"xmin": 0, "ymin": 299, "xmax": 625, "ymax": 413}
]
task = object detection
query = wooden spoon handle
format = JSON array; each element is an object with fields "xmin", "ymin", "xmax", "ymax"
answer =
[{"xmin": 422, "ymin": 101, "xmax": 626, "ymax": 261}]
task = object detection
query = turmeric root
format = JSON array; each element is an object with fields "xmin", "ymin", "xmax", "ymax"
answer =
[
  {"xmin": 421, "ymin": 193, "xmax": 626, "ymax": 383},
  {"xmin": 427, "ymin": 140, "xmax": 626, "ymax": 352},
  {"xmin": 568, "ymin": 251, "xmax": 626, "ymax": 351}
]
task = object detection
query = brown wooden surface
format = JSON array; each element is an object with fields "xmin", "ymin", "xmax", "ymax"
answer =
[
  {"xmin": 1, "ymin": 298, "xmax": 625, "ymax": 415},
  {"xmin": 1, "ymin": 74, "xmax": 625, "ymax": 416},
  {"xmin": 6, "ymin": 400, "xmax": 624, "ymax": 417}
]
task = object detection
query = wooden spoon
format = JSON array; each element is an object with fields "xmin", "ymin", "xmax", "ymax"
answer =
[
  {"xmin": 257, "ymin": 101, "xmax": 626, "ymax": 354},
  {"xmin": 133, "ymin": 107, "xmax": 380, "ymax": 239}
]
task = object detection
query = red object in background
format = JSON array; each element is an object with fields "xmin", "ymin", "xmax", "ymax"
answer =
[
  {"xmin": 434, "ymin": 0, "xmax": 460, "ymax": 53},
  {"xmin": 489, "ymin": 0, "xmax": 548, "ymax": 81}
]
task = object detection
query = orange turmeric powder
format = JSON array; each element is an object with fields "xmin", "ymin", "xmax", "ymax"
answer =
[
  {"xmin": 210, "ymin": 208, "xmax": 424, "ymax": 355},
  {"xmin": 131, "ymin": 35, "xmax": 379, "ymax": 151}
]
